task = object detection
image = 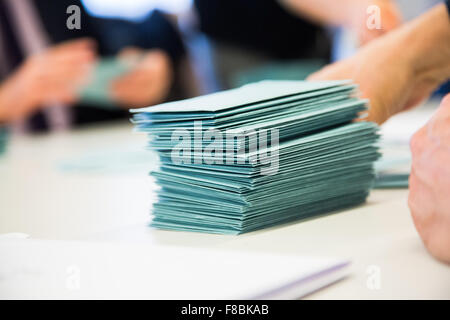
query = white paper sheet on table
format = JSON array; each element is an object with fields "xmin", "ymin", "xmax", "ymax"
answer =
[{"xmin": 0, "ymin": 239, "xmax": 350, "ymax": 300}]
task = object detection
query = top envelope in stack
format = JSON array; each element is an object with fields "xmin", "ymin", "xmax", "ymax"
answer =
[{"xmin": 132, "ymin": 81, "xmax": 380, "ymax": 234}]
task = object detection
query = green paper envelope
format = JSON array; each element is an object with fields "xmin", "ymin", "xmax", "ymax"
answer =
[
  {"xmin": 231, "ymin": 59, "xmax": 327, "ymax": 88},
  {"xmin": 132, "ymin": 80, "xmax": 380, "ymax": 234},
  {"xmin": 79, "ymin": 58, "xmax": 131, "ymax": 108},
  {"xmin": 0, "ymin": 126, "xmax": 9, "ymax": 156},
  {"xmin": 373, "ymin": 155, "xmax": 411, "ymax": 189}
]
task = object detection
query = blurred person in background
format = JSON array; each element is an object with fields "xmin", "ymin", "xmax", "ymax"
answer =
[
  {"xmin": 310, "ymin": 1, "xmax": 450, "ymax": 263},
  {"xmin": 0, "ymin": 0, "xmax": 186, "ymax": 132},
  {"xmin": 193, "ymin": 0, "xmax": 401, "ymax": 89}
]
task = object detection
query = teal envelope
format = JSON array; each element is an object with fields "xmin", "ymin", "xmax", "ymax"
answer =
[
  {"xmin": 79, "ymin": 58, "xmax": 131, "ymax": 108},
  {"xmin": 0, "ymin": 126, "xmax": 9, "ymax": 156},
  {"xmin": 132, "ymin": 80, "xmax": 380, "ymax": 234},
  {"xmin": 373, "ymin": 155, "xmax": 410, "ymax": 189}
]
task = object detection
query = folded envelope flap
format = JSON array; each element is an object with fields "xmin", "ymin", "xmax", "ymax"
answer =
[{"xmin": 131, "ymin": 80, "xmax": 350, "ymax": 113}]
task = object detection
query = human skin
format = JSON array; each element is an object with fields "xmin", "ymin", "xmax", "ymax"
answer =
[
  {"xmin": 0, "ymin": 38, "xmax": 95, "ymax": 123},
  {"xmin": 309, "ymin": 3, "xmax": 450, "ymax": 125},
  {"xmin": 409, "ymin": 94, "xmax": 450, "ymax": 264},
  {"xmin": 279, "ymin": 0, "xmax": 402, "ymax": 45},
  {"xmin": 110, "ymin": 48, "xmax": 173, "ymax": 108},
  {"xmin": 0, "ymin": 41, "xmax": 174, "ymax": 123},
  {"xmin": 310, "ymin": 3, "xmax": 450, "ymax": 263}
]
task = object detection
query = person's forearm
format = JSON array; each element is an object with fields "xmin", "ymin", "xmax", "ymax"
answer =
[
  {"xmin": 405, "ymin": 3, "xmax": 450, "ymax": 85},
  {"xmin": 278, "ymin": 0, "xmax": 370, "ymax": 26}
]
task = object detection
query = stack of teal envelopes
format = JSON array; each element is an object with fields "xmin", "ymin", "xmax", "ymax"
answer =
[{"xmin": 132, "ymin": 81, "xmax": 380, "ymax": 234}]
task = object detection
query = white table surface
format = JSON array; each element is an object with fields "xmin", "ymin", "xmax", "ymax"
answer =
[{"xmin": 1, "ymin": 101, "xmax": 449, "ymax": 299}]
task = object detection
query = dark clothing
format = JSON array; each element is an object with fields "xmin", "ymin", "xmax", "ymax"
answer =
[
  {"xmin": 33, "ymin": 1, "xmax": 185, "ymax": 66},
  {"xmin": 446, "ymin": 0, "xmax": 450, "ymax": 16},
  {"xmin": 0, "ymin": 0, "xmax": 186, "ymax": 132},
  {"xmin": 0, "ymin": 0, "xmax": 23, "ymax": 74},
  {"xmin": 194, "ymin": 0, "xmax": 331, "ymax": 60}
]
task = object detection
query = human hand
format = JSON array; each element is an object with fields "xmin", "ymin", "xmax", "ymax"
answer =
[
  {"xmin": 308, "ymin": 24, "xmax": 441, "ymax": 124},
  {"xmin": 110, "ymin": 48, "xmax": 173, "ymax": 108},
  {"xmin": 0, "ymin": 38, "xmax": 96, "ymax": 122},
  {"xmin": 408, "ymin": 94, "xmax": 450, "ymax": 264},
  {"xmin": 279, "ymin": 0, "xmax": 401, "ymax": 45}
]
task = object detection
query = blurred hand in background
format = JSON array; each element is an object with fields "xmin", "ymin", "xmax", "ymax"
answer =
[
  {"xmin": 309, "ymin": 3, "xmax": 450, "ymax": 124},
  {"xmin": 0, "ymin": 38, "xmax": 95, "ymax": 123},
  {"xmin": 409, "ymin": 94, "xmax": 450, "ymax": 264},
  {"xmin": 111, "ymin": 47, "xmax": 173, "ymax": 108}
]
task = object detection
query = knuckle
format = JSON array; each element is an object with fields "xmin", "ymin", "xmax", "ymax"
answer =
[
  {"xmin": 407, "ymin": 174, "xmax": 418, "ymax": 209},
  {"xmin": 410, "ymin": 129, "xmax": 425, "ymax": 157}
]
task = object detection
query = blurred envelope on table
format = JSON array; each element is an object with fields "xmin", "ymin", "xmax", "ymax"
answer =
[
  {"xmin": 0, "ymin": 126, "xmax": 9, "ymax": 155},
  {"xmin": 79, "ymin": 58, "xmax": 131, "ymax": 108}
]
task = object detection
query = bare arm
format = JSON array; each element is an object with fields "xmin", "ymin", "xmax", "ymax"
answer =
[
  {"xmin": 279, "ymin": 0, "xmax": 369, "ymax": 26},
  {"xmin": 309, "ymin": 3, "xmax": 450, "ymax": 124},
  {"xmin": 278, "ymin": 0, "xmax": 402, "ymax": 44},
  {"xmin": 407, "ymin": 2, "xmax": 450, "ymax": 89}
]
